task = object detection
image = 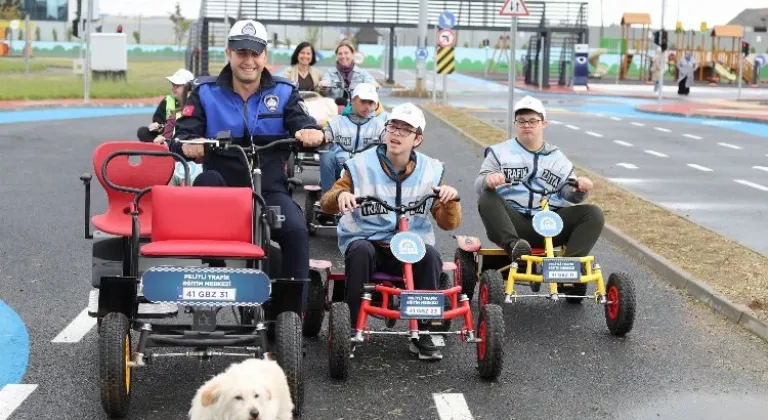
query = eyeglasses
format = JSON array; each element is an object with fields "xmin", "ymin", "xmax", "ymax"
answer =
[
  {"xmin": 385, "ymin": 124, "xmax": 417, "ymax": 136},
  {"xmin": 514, "ymin": 118, "xmax": 543, "ymax": 126}
]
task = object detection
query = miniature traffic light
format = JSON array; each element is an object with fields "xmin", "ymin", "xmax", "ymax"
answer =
[
  {"xmin": 653, "ymin": 30, "xmax": 660, "ymax": 46},
  {"xmin": 116, "ymin": 24, "xmax": 123, "ymax": 33},
  {"xmin": 742, "ymin": 41, "xmax": 750, "ymax": 56}
]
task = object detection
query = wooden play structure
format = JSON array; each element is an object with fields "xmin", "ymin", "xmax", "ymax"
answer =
[
  {"xmin": 618, "ymin": 12, "xmax": 652, "ymax": 81},
  {"xmin": 486, "ymin": 33, "xmax": 512, "ymax": 74}
]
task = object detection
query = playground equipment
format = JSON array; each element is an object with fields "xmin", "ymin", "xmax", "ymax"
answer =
[
  {"xmin": 669, "ymin": 24, "xmax": 758, "ymax": 85},
  {"xmin": 486, "ymin": 34, "xmax": 512, "ymax": 75},
  {"xmin": 617, "ymin": 13, "xmax": 652, "ymax": 81},
  {"xmin": 588, "ymin": 48, "xmax": 609, "ymax": 78}
]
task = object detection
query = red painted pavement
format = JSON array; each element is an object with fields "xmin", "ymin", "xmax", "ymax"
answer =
[{"xmin": 635, "ymin": 103, "xmax": 768, "ymax": 123}]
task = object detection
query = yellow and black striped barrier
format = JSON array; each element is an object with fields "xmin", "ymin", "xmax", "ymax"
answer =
[{"xmin": 436, "ymin": 46, "xmax": 455, "ymax": 75}]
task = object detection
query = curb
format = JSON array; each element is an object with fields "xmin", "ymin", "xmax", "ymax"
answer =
[
  {"xmin": 421, "ymin": 104, "xmax": 768, "ymax": 344},
  {"xmin": 0, "ymin": 101, "xmax": 160, "ymax": 111},
  {"xmin": 634, "ymin": 105, "xmax": 768, "ymax": 124}
]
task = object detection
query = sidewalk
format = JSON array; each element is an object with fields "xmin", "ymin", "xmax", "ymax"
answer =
[
  {"xmin": 0, "ymin": 97, "xmax": 162, "ymax": 110},
  {"xmin": 635, "ymin": 102, "xmax": 768, "ymax": 123}
]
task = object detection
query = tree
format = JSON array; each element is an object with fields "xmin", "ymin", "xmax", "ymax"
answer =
[
  {"xmin": 0, "ymin": 0, "xmax": 22, "ymax": 20},
  {"xmin": 132, "ymin": 30, "xmax": 140, "ymax": 44},
  {"xmin": 169, "ymin": 2, "xmax": 191, "ymax": 49},
  {"xmin": 35, "ymin": 26, "xmax": 40, "ymax": 41},
  {"xmin": 305, "ymin": 27, "xmax": 320, "ymax": 47},
  {"xmin": 52, "ymin": 27, "xmax": 58, "ymax": 42}
]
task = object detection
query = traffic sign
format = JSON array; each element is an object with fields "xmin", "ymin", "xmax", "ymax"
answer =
[
  {"xmin": 436, "ymin": 46, "xmax": 455, "ymax": 74},
  {"xmin": 437, "ymin": 29, "xmax": 456, "ymax": 48},
  {"xmin": 353, "ymin": 51, "xmax": 365, "ymax": 65},
  {"xmin": 499, "ymin": 0, "xmax": 529, "ymax": 16},
  {"xmin": 416, "ymin": 48, "xmax": 428, "ymax": 60},
  {"xmin": 10, "ymin": 20, "xmax": 19, "ymax": 30},
  {"xmin": 438, "ymin": 11, "xmax": 456, "ymax": 29}
]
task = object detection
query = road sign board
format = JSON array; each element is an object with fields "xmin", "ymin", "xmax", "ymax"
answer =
[
  {"xmin": 436, "ymin": 46, "xmax": 455, "ymax": 74},
  {"xmin": 416, "ymin": 48, "xmax": 428, "ymax": 60},
  {"xmin": 499, "ymin": 0, "xmax": 530, "ymax": 16},
  {"xmin": 437, "ymin": 29, "xmax": 456, "ymax": 48},
  {"xmin": 438, "ymin": 11, "xmax": 456, "ymax": 29}
]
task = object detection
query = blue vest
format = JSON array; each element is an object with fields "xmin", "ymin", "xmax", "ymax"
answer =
[
  {"xmin": 326, "ymin": 115, "xmax": 385, "ymax": 164},
  {"xmin": 337, "ymin": 148, "xmax": 444, "ymax": 255},
  {"xmin": 196, "ymin": 76, "xmax": 293, "ymax": 190},
  {"xmin": 487, "ymin": 139, "xmax": 574, "ymax": 216}
]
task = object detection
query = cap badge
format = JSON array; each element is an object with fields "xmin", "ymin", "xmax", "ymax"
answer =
[{"xmin": 242, "ymin": 22, "xmax": 257, "ymax": 36}]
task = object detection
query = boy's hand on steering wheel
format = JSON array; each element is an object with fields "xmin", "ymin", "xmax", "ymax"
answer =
[
  {"xmin": 337, "ymin": 191, "xmax": 358, "ymax": 213},
  {"xmin": 434, "ymin": 185, "xmax": 458, "ymax": 203},
  {"xmin": 148, "ymin": 122, "xmax": 161, "ymax": 131},
  {"xmin": 296, "ymin": 129, "xmax": 324, "ymax": 147},
  {"xmin": 576, "ymin": 176, "xmax": 593, "ymax": 192},
  {"xmin": 153, "ymin": 136, "xmax": 166, "ymax": 145},
  {"xmin": 182, "ymin": 143, "xmax": 205, "ymax": 158},
  {"xmin": 485, "ymin": 172, "xmax": 506, "ymax": 189}
]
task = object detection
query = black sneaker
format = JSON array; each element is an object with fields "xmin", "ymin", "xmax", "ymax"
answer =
[
  {"xmin": 409, "ymin": 335, "xmax": 443, "ymax": 361},
  {"xmin": 508, "ymin": 239, "xmax": 532, "ymax": 261}
]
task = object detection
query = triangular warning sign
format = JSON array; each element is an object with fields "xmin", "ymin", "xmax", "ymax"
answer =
[{"xmin": 499, "ymin": 0, "xmax": 530, "ymax": 16}]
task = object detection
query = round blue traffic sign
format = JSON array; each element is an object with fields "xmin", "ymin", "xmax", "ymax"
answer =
[
  {"xmin": 416, "ymin": 48, "xmax": 428, "ymax": 60},
  {"xmin": 532, "ymin": 210, "xmax": 564, "ymax": 238},
  {"xmin": 439, "ymin": 11, "xmax": 456, "ymax": 29}
]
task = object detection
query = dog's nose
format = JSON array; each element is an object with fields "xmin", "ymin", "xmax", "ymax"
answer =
[{"xmin": 249, "ymin": 409, "xmax": 259, "ymax": 419}]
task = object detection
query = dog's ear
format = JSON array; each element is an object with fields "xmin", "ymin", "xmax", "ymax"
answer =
[{"xmin": 200, "ymin": 383, "xmax": 221, "ymax": 407}]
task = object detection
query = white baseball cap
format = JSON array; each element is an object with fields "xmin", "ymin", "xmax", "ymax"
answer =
[
  {"xmin": 513, "ymin": 95, "xmax": 546, "ymax": 119},
  {"xmin": 387, "ymin": 103, "xmax": 426, "ymax": 132},
  {"xmin": 228, "ymin": 20, "xmax": 269, "ymax": 53},
  {"xmin": 166, "ymin": 68, "xmax": 194, "ymax": 85},
  {"xmin": 352, "ymin": 83, "xmax": 379, "ymax": 103}
]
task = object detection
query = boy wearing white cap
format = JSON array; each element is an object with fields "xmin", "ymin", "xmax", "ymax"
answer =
[
  {"xmin": 137, "ymin": 68, "xmax": 195, "ymax": 142},
  {"xmin": 318, "ymin": 82, "xmax": 386, "ymax": 195},
  {"xmin": 475, "ymin": 95, "xmax": 604, "ymax": 265},
  {"xmin": 320, "ymin": 103, "xmax": 462, "ymax": 361}
]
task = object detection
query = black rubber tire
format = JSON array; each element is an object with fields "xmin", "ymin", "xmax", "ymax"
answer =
[
  {"xmin": 275, "ymin": 311, "xmax": 304, "ymax": 417},
  {"xmin": 564, "ymin": 283, "xmax": 588, "ymax": 304},
  {"xmin": 604, "ymin": 272, "xmax": 636, "ymax": 336},
  {"xmin": 476, "ymin": 304, "xmax": 505, "ymax": 381},
  {"xmin": 454, "ymin": 248, "xmax": 478, "ymax": 302},
  {"xmin": 479, "ymin": 270, "xmax": 505, "ymax": 308},
  {"xmin": 430, "ymin": 271, "xmax": 453, "ymax": 332},
  {"xmin": 302, "ymin": 270, "xmax": 326, "ymax": 337},
  {"xmin": 304, "ymin": 193, "xmax": 316, "ymax": 236},
  {"xmin": 328, "ymin": 302, "xmax": 351, "ymax": 380},
  {"xmin": 99, "ymin": 312, "xmax": 132, "ymax": 418}
]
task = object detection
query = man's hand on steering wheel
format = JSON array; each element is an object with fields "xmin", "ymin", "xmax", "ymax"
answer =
[
  {"xmin": 295, "ymin": 129, "xmax": 324, "ymax": 147},
  {"xmin": 148, "ymin": 122, "xmax": 162, "ymax": 132},
  {"xmin": 182, "ymin": 141, "xmax": 205, "ymax": 158}
]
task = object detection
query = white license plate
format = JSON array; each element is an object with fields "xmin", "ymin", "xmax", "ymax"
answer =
[
  {"xmin": 403, "ymin": 306, "xmax": 443, "ymax": 317},
  {"xmin": 182, "ymin": 287, "xmax": 236, "ymax": 301}
]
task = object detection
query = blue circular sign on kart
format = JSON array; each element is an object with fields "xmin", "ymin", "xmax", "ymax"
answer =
[
  {"xmin": 532, "ymin": 210, "xmax": 564, "ymax": 237},
  {"xmin": 390, "ymin": 232, "xmax": 426, "ymax": 264}
]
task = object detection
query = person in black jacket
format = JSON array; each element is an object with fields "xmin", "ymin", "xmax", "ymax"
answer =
[
  {"xmin": 172, "ymin": 19, "xmax": 323, "ymax": 289},
  {"xmin": 137, "ymin": 68, "xmax": 195, "ymax": 142}
]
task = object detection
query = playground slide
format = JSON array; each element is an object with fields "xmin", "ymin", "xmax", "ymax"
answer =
[
  {"xmin": 589, "ymin": 48, "xmax": 609, "ymax": 78},
  {"xmin": 714, "ymin": 62, "xmax": 737, "ymax": 82}
]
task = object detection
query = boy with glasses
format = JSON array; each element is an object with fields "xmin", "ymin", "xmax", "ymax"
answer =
[
  {"xmin": 475, "ymin": 95, "xmax": 604, "ymax": 262},
  {"xmin": 320, "ymin": 103, "xmax": 462, "ymax": 361}
]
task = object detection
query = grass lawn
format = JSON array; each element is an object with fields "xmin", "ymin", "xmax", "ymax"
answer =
[{"xmin": 0, "ymin": 57, "xmax": 226, "ymax": 100}]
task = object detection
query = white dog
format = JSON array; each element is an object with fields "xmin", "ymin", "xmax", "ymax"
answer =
[{"xmin": 188, "ymin": 358, "xmax": 294, "ymax": 420}]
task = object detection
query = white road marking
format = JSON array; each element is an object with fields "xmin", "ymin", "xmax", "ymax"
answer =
[
  {"xmin": 607, "ymin": 178, "xmax": 645, "ymax": 184},
  {"xmin": 549, "ymin": 120, "xmax": 563, "ymax": 125},
  {"xmin": 0, "ymin": 384, "xmax": 38, "ymax": 420},
  {"xmin": 686, "ymin": 164, "xmax": 713, "ymax": 172},
  {"xmin": 754, "ymin": 166, "xmax": 768, "ymax": 173},
  {"xmin": 683, "ymin": 134, "xmax": 702, "ymax": 140},
  {"xmin": 433, "ymin": 393, "xmax": 474, "ymax": 420},
  {"xmin": 614, "ymin": 140, "xmax": 633, "ymax": 147},
  {"xmin": 565, "ymin": 124, "xmax": 579, "ymax": 130},
  {"xmin": 585, "ymin": 131, "xmax": 603, "ymax": 137},
  {"xmin": 631, "ymin": 122, "xmax": 645, "ymax": 126},
  {"xmin": 595, "ymin": 113, "xmax": 605, "ymax": 117},
  {"xmin": 610, "ymin": 116, "xmax": 622, "ymax": 121},
  {"xmin": 644, "ymin": 149, "xmax": 669, "ymax": 158},
  {"xmin": 654, "ymin": 127, "xmax": 671, "ymax": 133},
  {"xmin": 51, "ymin": 307, "xmax": 97, "ymax": 343},
  {"xmin": 734, "ymin": 179, "xmax": 768, "ymax": 192},
  {"xmin": 616, "ymin": 163, "xmax": 638, "ymax": 169},
  {"xmin": 718, "ymin": 142, "xmax": 742, "ymax": 150}
]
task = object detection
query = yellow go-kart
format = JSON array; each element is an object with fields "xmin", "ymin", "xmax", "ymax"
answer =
[{"xmin": 453, "ymin": 178, "xmax": 636, "ymax": 336}]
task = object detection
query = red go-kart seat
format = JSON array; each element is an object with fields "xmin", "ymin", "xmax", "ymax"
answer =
[
  {"xmin": 91, "ymin": 141, "xmax": 175, "ymax": 237},
  {"xmin": 140, "ymin": 185, "xmax": 265, "ymax": 259}
]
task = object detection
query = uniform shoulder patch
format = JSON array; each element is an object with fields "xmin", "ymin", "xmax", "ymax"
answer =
[
  {"xmin": 192, "ymin": 76, "xmax": 217, "ymax": 88},
  {"xmin": 272, "ymin": 76, "xmax": 297, "ymax": 87}
]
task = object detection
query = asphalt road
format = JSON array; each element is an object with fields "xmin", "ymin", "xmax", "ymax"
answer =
[
  {"xmin": 2, "ymin": 112, "xmax": 768, "ymax": 420},
  {"xmin": 473, "ymin": 108, "xmax": 768, "ymax": 255}
]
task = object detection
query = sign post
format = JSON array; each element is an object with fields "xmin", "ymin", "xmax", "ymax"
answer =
[
  {"xmin": 499, "ymin": 0, "xmax": 529, "ymax": 138},
  {"xmin": 436, "ymin": 11, "xmax": 456, "ymax": 105}
]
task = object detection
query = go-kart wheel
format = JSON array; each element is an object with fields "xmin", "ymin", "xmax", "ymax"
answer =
[
  {"xmin": 328, "ymin": 302, "xmax": 351, "ymax": 380},
  {"xmin": 304, "ymin": 194, "xmax": 316, "ymax": 236},
  {"xmin": 604, "ymin": 272, "xmax": 636, "ymax": 336},
  {"xmin": 302, "ymin": 270, "xmax": 326, "ymax": 337},
  {"xmin": 563, "ymin": 283, "xmax": 588, "ymax": 304},
  {"xmin": 479, "ymin": 270, "xmax": 505, "ymax": 308},
  {"xmin": 454, "ymin": 248, "xmax": 478, "ymax": 302},
  {"xmin": 476, "ymin": 304, "xmax": 505, "ymax": 381},
  {"xmin": 287, "ymin": 151, "xmax": 297, "ymax": 178},
  {"xmin": 99, "ymin": 312, "xmax": 132, "ymax": 418},
  {"xmin": 431, "ymin": 271, "xmax": 453, "ymax": 332},
  {"xmin": 275, "ymin": 311, "xmax": 304, "ymax": 418}
]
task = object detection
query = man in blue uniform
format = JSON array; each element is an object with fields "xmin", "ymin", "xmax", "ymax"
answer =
[{"xmin": 172, "ymin": 19, "xmax": 324, "ymax": 288}]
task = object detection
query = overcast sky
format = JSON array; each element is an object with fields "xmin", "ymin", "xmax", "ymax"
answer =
[{"xmin": 100, "ymin": 0, "xmax": 765, "ymax": 30}]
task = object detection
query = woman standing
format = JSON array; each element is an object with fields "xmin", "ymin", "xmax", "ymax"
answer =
[
  {"xmin": 284, "ymin": 42, "xmax": 323, "ymax": 91},
  {"xmin": 319, "ymin": 41, "xmax": 377, "ymax": 104},
  {"xmin": 677, "ymin": 52, "xmax": 698, "ymax": 95}
]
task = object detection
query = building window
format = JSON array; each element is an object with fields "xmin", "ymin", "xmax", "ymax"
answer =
[{"xmin": 22, "ymin": 0, "xmax": 68, "ymax": 21}]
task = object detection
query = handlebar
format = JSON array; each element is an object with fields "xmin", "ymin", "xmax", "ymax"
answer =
[
  {"xmin": 354, "ymin": 192, "xmax": 460, "ymax": 214},
  {"xmin": 336, "ymin": 141, "xmax": 379, "ymax": 155},
  {"xmin": 101, "ymin": 150, "xmax": 191, "ymax": 194},
  {"xmin": 176, "ymin": 137, "xmax": 298, "ymax": 154}
]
